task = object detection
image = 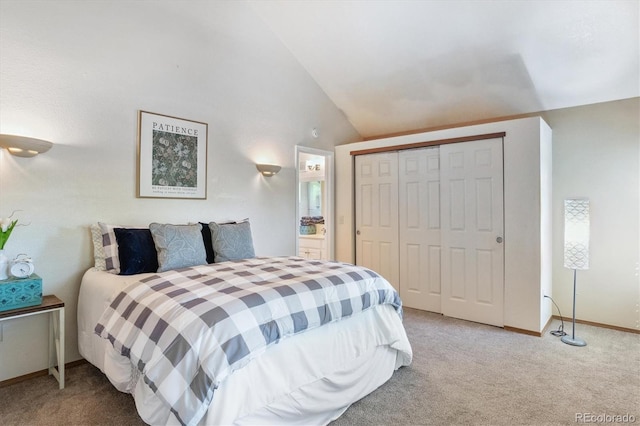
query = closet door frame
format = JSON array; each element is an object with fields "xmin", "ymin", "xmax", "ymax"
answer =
[{"xmin": 351, "ymin": 132, "xmax": 506, "ymax": 323}]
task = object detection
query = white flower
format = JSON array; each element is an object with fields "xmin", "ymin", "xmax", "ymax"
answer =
[
  {"xmin": 0, "ymin": 211, "xmax": 20, "ymax": 250},
  {"xmin": 0, "ymin": 217, "xmax": 12, "ymax": 232}
]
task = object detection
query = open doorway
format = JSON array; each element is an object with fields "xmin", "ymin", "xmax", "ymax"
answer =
[{"xmin": 295, "ymin": 146, "xmax": 334, "ymax": 260}]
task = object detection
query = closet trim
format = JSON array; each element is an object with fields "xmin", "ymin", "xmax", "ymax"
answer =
[{"xmin": 349, "ymin": 132, "xmax": 506, "ymax": 156}]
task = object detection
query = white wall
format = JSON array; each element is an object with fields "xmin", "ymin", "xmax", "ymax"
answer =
[
  {"xmin": 540, "ymin": 99, "xmax": 639, "ymax": 331},
  {"xmin": 336, "ymin": 117, "xmax": 552, "ymax": 334},
  {"xmin": 0, "ymin": 0, "xmax": 361, "ymax": 381}
]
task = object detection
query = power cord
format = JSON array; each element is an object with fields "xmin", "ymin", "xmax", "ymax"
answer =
[{"xmin": 544, "ymin": 295, "xmax": 567, "ymax": 337}]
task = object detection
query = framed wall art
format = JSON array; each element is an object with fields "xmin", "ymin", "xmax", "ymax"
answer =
[{"xmin": 137, "ymin": 110, "xmax": 208, "ymax": 199}]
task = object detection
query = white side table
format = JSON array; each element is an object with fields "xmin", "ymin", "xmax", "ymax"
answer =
[{"xmin": 0, "ymin": 295, "xmax": 65, "ymax": 389}]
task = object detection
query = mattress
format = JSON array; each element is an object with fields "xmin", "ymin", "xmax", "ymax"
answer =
[{"xmin": 78, "ymin": 266, "xmax": 412, "ymax": 425}]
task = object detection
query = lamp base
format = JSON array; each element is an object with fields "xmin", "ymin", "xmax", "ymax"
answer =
[{"xmin": 561, "ymin": 335, "xmax": 587, "ymax": 347}]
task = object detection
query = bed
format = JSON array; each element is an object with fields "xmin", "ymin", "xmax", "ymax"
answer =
[{"xmin": 78, "ymin": 253, "xmax": 412, "ymax": 425}]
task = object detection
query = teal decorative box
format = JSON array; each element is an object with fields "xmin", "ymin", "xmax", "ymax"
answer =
[
  {"xmin": 300, "ymin": 224, "xmax": 316, "ymax": 235},
  {"xmin": 0, "ymin": 274, "xmax": 43, "ymax": 312}
]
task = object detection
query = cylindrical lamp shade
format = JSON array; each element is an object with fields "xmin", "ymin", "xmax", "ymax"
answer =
[{"xmin": 564, "ymin": 198, "xmax": 590, "ymax": 270}]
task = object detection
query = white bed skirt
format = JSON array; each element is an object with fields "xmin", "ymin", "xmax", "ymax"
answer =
[{"xmin": 78, "ymin": 268, "xmax": 412, "ymax": 425}]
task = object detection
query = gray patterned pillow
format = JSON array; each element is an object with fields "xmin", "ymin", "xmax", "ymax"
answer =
[
  {"xmin": 209, "ymin": 221, "xmax": 255, "ymax": 262},
  {"xmin": 149, "ymin": 223, "xmax": 207, "ymax": 272}
]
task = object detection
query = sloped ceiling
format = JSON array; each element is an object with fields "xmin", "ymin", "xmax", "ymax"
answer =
[{"xmin": 249, "ymin": 0, "xmax": 639, "ymax": 138}]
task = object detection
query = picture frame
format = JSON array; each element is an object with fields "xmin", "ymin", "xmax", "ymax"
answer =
[{"xmin": 137, "ymin": 110, "xmax": 208, "ymax": 199}]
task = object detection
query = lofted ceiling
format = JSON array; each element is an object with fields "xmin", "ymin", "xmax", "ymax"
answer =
[{"xmin": 249, "ymin": 0, "xmax": 639, "ymax": 138}]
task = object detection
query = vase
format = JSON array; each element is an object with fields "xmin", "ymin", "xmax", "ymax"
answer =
[{"xmin": 0, "ymin": 249, "xmax": 8, "ymax": 280}]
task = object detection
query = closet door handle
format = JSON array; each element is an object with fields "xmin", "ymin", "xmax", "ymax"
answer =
[
  {"xmin": 356, "ymin": 230, "xmax": 361, "ymax": 236},
  {"xmin": 496, "ymin": 236, "xmax": 503, "ymax": 243}
]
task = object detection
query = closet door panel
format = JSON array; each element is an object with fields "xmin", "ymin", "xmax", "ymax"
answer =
[
  {"xmin": 476, "ymin": 248, "xmax": 494, "ymax": 304},
  {"xmin": 399, "ymin": 147, "xmax": 441, "ymax": 312},
  {"xmin": 448, "ymin": 179, "xmax": 466, "ymax": 230},
  {"xmin": 378, "ymin": 183, "xmax": 393, "ymax": 227},
  {"xmin": 355, "ymin": 153, "xmax": 399, "ymax": 290},
  {"xmin": 405, "ymin": 244, "xmax": 421, "ymax": 294},
  {"xmin": 449, "ymin": 248, "xmax": 467, "ymax": 299},
  {"xmin": 359, "ymin": 184, "xmax": 373, "ymax": 227},
  {"xmin": 440, "ymin": 138, "xmax": 504, "ymax": 327},
  {"xmin": 427, "ymin": 180, "xmax": 440, "ymax": 228},
  {"xmin": 428, "ymin": 246, "xmax": 442, "ymax": 294}
]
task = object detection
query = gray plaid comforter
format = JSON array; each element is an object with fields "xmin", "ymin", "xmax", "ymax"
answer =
[{"xmin": 95, "ymin": 256, "xmax": 402, "ymax": 426}]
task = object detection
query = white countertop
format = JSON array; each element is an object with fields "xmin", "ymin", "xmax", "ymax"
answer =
[{"xmin": 298, "ymin": 234, "xmax": 325, "ymax": 239}]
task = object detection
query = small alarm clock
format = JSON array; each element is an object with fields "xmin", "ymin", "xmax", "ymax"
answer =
[{"xmin": 10, "ymin": 254, "xmax": 35, "ymax": 278}]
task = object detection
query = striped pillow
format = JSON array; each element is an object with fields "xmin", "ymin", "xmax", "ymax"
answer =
[{"xmin": 98, "ymin": 222, "xmax": 126, "ymax": 274}]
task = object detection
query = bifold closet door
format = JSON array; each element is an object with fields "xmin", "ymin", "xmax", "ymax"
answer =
[
  {"xmin": 398, "ymin": 147, "xmax": 442, "ymax": 311},
  {"xmin": 355, "ymin": 152, "xmax": 400, "ymax": 291},
  {"xmin": 440, "ymin": 138, "xmax": 504, "ymax": 327}
]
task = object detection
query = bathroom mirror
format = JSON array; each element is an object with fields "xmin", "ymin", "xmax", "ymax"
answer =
[{"xmin": 299, "ymin": 181, "xmax": 323, "ymax": 217}]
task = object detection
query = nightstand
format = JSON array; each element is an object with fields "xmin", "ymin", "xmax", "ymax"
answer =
[{"xmin": 0, "ymin": 295, "xmax": 65, "ymax": 389}]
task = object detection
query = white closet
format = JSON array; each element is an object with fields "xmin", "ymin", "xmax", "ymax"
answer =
[
  {"xmin": 355, "ymin": 137, "xmax": 505, "ymax": 327},
  {"xmin": 338, "ymin": 117, "xmax": 552, "ymax": 334}
]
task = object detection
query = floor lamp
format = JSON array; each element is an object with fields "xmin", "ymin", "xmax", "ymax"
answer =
[{"xmin": 562, "ymin": 198, "xmax": 589, "ymax": 347}]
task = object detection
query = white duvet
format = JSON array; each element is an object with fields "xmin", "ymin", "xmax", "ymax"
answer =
[{"xmin": 77, "ymin": 267, "xmax": 412, "ymax": 425}]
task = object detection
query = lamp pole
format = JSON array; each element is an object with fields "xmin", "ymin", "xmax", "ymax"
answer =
[{"xmin": 561, "ymin": 269, "xmax": 586, "ymax": 346}]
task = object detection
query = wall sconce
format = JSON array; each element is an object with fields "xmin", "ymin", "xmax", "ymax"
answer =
[
  {"xmin": 0, "ymin": 134, "xmax": 53, "ymax": 157},
  {"xmin": 256, "ymin": 164, "xmax": 281, "ymax": 177},
  {"xmin": 562, "ymin": 198, "xmax": 590, "ymax": 347}
]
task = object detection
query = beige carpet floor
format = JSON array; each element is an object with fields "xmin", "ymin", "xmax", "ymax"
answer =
[{"xmin": 1, "ymin": 308, "xmax": 638, "ymax": 425}]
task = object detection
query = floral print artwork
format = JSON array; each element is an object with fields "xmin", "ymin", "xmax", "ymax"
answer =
[{"xmin": 151, "ymin": 130, "xmax": 198, "ymax": 188}]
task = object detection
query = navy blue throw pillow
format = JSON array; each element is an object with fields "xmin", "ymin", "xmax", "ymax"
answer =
[{"xmin": 114, "ymin": 228, "xmax": 158, "ymax": 275}]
